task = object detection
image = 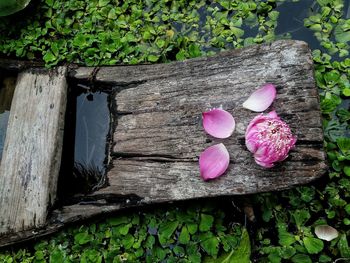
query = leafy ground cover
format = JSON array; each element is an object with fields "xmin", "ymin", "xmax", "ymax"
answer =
[{"xmin": 0, "ymin": 0, "xmax": 350, "ymax": 262}]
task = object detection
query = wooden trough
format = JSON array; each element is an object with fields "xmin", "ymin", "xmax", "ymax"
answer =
[{"xmin": 0, "ymin": 40, "xmax": 326, "ymax": 246}]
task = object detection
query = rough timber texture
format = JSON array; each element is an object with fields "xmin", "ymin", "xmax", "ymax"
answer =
[
  {"xmin": 74, "ymin": 40, "xmax": 326, "ymax": 202},
  {"xmin": 0, "ymin": 67, "xmax": 67, "ymax": 236},
  {"xmin": 0, "ymin": 40, "xmax": 326, "ymax": 247}
]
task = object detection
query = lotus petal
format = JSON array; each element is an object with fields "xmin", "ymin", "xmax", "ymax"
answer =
[
  {"xmin": 199, "ymin": 143, "xmax": 230, "ymax": 181},
  {"xmin": 243, "ymin": 84, "xmax": 277, "ymax": 112},
  {"xmin": 202, "ymin": 109, "xmax": 235, "ymax": 138},
  {"xmin": 315, "ymin": 225, "xmax": 339, "ymax": 241}
]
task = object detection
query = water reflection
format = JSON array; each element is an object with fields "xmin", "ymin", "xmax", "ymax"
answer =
[
  {"xmin": 0, "ymin": 75, "xmax": 15, "ymax": 160},
  {"xmin": 276, "ymin": 0, "xmax": 320, "ymax": 50},
  {"xmin": 57, "ymin": 85, "xmax": 110, "ymax": 198},
  {"xmin": 75, "ymin": 91, "xmax": 109, "ymax": 172}
]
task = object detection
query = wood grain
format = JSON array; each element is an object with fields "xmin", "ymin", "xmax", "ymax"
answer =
[
  {"xmin": 0, "ymin": 40, "xmax": 327, "ymax": 247},
  {"xmin": 87, "ymin": 40, "xmax": 327, "ymax": 200},
  {"xmin": 0, "ymin": 67, "xmax": 67, "ymax": 236}
]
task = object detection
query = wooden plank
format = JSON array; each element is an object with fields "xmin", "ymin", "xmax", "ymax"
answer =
[
  {"xmin": 84, "ymin": 40, "xmax": 326, "ymax": 201},
  {"xmin": 0, "ymin": 67, "xmax": 67, "ymax": 236},
  {"xmin": 0, "ymin": 40, "xmax": 327, "ymax": 247}
]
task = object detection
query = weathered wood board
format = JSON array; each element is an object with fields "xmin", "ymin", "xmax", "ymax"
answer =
[
  {"xmin": 0, "ymin": 67, "xmax": 67, "ymax": 236},
  {"xmin": 74, "ymin": 40, "xmax": 326, "ymax": 202},
  {"xmin": 0, "ymin": 40, "xmax": 326, "ymax": 247}
]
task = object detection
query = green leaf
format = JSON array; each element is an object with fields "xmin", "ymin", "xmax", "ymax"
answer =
[
  {"xmin": 303, "ymin": 237, "xmax": 324, "ymax": 254},
  {"xmin": 337, "ymin": 137, "xmax": 350, "ymax": 154},
  {"xmin": 334, "ymin": 23, "xmax": 350, "ymax": 43},
  {"xmin": 291, "ymin": 254, "xmax": 312, "ymax": 263},
  {"xmin": 158, "ymin": 221, "xmax": 179, "ymax": 245},
  {"xmin": 147, "ymin": 54, "xmax": 159, "ymax": 62},
  {"xmin": 179, "ymin": 226, "xmax": 190, "ymax": 244},
  {"xmin": 342, "ymin": 88, "xmax": 350, "ymax": 97},
  {"xmin": 176, "ymin": 50, "xmax": 187, "ymax": 61},
  {"xmin": 187, "ymin": 223, "xmax": 198, "ymax": 234},
  {"xmin": 188, "ymin": 44, "xmax": 201, "ymax": 58},
  {"xmin": 118, "ymin": 223, "xmax": 131, "ymax": 235},
  {"xmin": 122, "ymin": 234, "xmax": 135, "ymax": 249},
  {"xmin": 98, "ymin": 0, "xmax": 110, "ymax": 7},
  {"xmin": 319, "ymin": 254, "xmax": 332, "ymax": 262},
  {"xmin": 278, "ymin": 230, "xmax": 296, "ymax": 246},
  {"xmin": 199, "ymin": 214, "xmax": 214, "ymax": 232},
  {"xmin": 268, "ymin": 11, "xmax": 279, "ymax": 21},
  {"xmin": 49, "ymin": 249, "xmax": 64, "ymax": 263},
  {"xmin": 155, "ymin": 38, "xmax": 166, "ymax": 48},
  {"xmin": 344, "ymin": 166, "xmax": 350, "ymax": 176},
  {"xmin": 187, "ymin": 243, "xmax": 201, "ymax": 263},
  {"xmin": 107, "ymin": 216, "xmax": 129, "ymax": 226},
  {"xmin": 338, "ymin": 234, "xmax": 350, "ymax": 258},
  {"xmin": 200, "ymin": 233, "xmax": 219, "ymax": 258},
  {"xmin": 43, "ymin": 51, "xmax": 56, "ymax": 63},
  {"xmin": 74, "ymin": 232, "xmax": 93, "ymax": 245},
  {"xmin": 145, "ymin": 235, "xmax": 155, "ymax": 249},
  {"xmin": 204, "ymin": 228, "xmax": 250, "ymax": 263},
  {"xmin": 291, "ymin": 209, "xmax": 311, "ymax": 228},
  {"xmin": 173, "ymin": 245, "xmax": 185, "ymax": 256}
]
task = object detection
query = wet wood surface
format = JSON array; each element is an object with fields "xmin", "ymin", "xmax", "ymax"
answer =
[
  {"xmin": 0, "ymin": 40, "xmax": 326, "ymax": 247},
  {"xmin": 0, "ymin": 67, "xmax": 67, "ymax": 238}
]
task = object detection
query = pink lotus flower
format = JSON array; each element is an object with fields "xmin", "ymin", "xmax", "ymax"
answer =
[{"xmin": 245, "ymin": 111, "xmax": 297, "ymax": 168}]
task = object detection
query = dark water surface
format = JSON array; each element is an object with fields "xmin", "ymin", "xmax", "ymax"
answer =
[
  {"xmin": 58, "ymin": 84, "xmax": 110, "ymax": 198},
  {"xmin": 0, "ymin": 72, "xmax": 16, "ymax": 160}
]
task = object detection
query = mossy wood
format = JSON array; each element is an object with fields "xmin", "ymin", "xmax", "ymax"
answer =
[{"xmin": 0, "ymin": 40, "xmax": 326, "ymax": 247}]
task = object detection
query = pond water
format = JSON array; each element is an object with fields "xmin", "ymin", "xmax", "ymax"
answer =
[
  {"xmin": 57, "ymin": 84, "xmax": 110, "ymax": 199},
  {"xmin": 0, "ymin": 72, "xmax": 15, "ymax": 161}
]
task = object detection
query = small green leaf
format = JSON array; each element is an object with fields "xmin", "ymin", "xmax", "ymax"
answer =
[
  {"xmin": 199, "ymin": 214, "xmax": 214, "ymax": 232},
  {"xmin": 344, "ymin": 166, "xmax": 350, "ymax": 176},
  {"xmin": 342, "ymin": 88, "xmax": 350, "ymax": 97},
  {"xmin": 107, "ymin": 216, "xmax": 129, "ymax": 226},
  {"xmin": 122, "ymin": 234, "xmax": 135, "ymax": 249},
  {"xmin": 291, "ymin": 209, "xmax": 311, "ymax": 228},
  {"xmin": 200, "ymin": 234, "xmax": 219, "ymax": 258},
  {"xmin": 337, "ymin": 138, "xmax": 350, "ymax": 154},
  {"xmin": 203, "ymin": 228, "xmax": 250, "ymax": 263},
  {"xmin": 74, "ymin": 232, "xmax": 93, "ymax": 245},
  {"xmin": 158, "ymin": 221, "xmax": 178, "ymax": 245},
  {"xmin": 291, "ymin": 254, "xmax": 312, "ymax": 263},
  {"xmin": 279, "ymin": 230, "xmax": 296, "ymax": 246},
  {"xmin": 303, "ymin": 237, "xmax": 324, "ymax": 254},
  {"xmin": 118, "ymin": 224, "xmax": 131, "ymax": 235},
  {"xmin": 188, "ymin": 44, "xmax": 201, "ymax": 58},
  {"xmin": 338, "ymin": 234, "xmax": 350, "ymax": 257},
  {"xmin": 147, "ymin": 54, "xmax": 159, "ymax": 62},
  {"xmin": 98, "ymin": 0, "xmax": 110, "ymax": 7},
  {"xmin": 43, "ymin": 51, "xmax": 56, "ymax": 63},
  {"xmin": 179, "ymin": 226, "xmax": 190, "ymax": 244}
]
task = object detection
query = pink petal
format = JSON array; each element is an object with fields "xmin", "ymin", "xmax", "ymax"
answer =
[
  {"xmin": 199, "ymin": 143, "xmax": 230, "ymax": 181},
  {"xmin": 202, "ymin": 109, "xmax": 235, "ymax": 139},
  {"xmin": 242, "ymin": 84, "xmax": 277, "ymax": 112},
  {"xmin": 267, "ymin": 110, "xmax": 278, "ymax": 118}
]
